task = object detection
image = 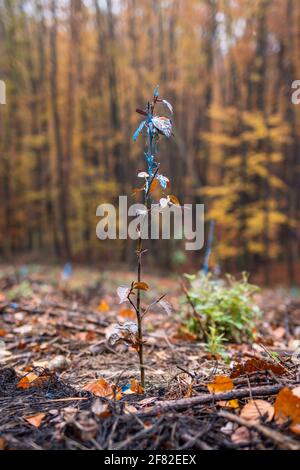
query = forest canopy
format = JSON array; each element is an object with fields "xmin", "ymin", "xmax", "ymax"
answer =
[{"xmin": 0, "ymin": 0, "xmax": 299, "ymax": 284}]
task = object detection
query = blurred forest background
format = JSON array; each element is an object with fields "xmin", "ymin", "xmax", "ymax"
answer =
[{"xmin": 0, "ymin": 0, "xmax": 299, "ymax": 284}]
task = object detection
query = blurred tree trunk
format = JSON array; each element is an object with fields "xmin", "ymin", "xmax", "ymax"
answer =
[
  {"xmin": 255, "ymin": 0, "xmax": 271, "ymax": 285},
  {"xmin": 284, "ymin": 0, "xmax": 298, "ymax": 284},
  {"xmin": 35, "ymin": 0, "xmax": 60, "ymax": 257},
  {"xmin": 49, "ymin": 0, "xmax": 71, "ymax": 258},
  {"xmin": 1, "ymin": 0, "xmax": 23, "ymax": 256},
  {"xmin": 106, "ymin": 0, "xmax": 122, "ymax": 186}
]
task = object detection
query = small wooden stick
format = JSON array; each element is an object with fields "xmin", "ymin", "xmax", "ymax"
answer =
[
  {"xmin": 136, "ymin": 383, "xmax": 288, "ymax": 415},
  {"xmin": 218, "ymin": 410, "xmax": 300, "ymax": 450}
]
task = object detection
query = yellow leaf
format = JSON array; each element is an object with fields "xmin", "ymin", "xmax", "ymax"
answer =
[
  {"xmin": 207, "ymin": 376, "xmax": 237, "ymax": 408},
  {"xmin": 97, "ymin": 300, "xmax": 109, "ymax": 312},
  {"xmin": 207, "ymin": 375, "xmax": 234, "ymax": 394}
]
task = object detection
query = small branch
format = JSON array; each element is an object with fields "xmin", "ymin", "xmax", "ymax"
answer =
[
  {"xmin": 136, "ymin": 383, "xmax": 288, "ymax": 415},
  {"xmin": 176, "ymin": 365, "xmax": 196, "ymax": 379},
  {"xmin": 219, "ymin": 410, "xmax": 300, "ymax": 451},
  {"xmin": 142, "ymin": 294, "xmax": 166, "ymax": 319},
  {"xmin": 127, "ymin": 293, "xmax": 138, "ymax": 314},
  {"xmin": 136, "ymin": 236, "xmax": 145, "ymax": 388},
  {"xmin": 180, "ymin": 432, "xmax": 213, "ymax": 450},
  {"xmin": 145, "ymin": 165, "xmax": 160, "ymax": 200}
]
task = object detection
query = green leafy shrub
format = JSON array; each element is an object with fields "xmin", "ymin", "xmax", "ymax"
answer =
[{"xmin": 182, "ymin": 272, "xmax": 261, "ymax": 356}]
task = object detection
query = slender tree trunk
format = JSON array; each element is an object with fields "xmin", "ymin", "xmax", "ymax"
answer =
[{"xmin": 49, "ymin": 0, "xmax": 71, "ymax": 258}]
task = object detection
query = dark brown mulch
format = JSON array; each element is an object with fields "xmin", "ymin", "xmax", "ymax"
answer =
[{"xmin": 1, "ymin": 366, "xmax": 300, "ymax": 450}]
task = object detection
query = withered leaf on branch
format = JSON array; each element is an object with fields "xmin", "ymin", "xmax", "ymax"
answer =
[
  {"xmin": 117, "ymin": 285, "xmax": 131, "ymax": 304},
  {"xmin": 107, "ymin": 321, "xmax": 139, "ymax": 346},
  {"xmin": 162, "ymin": 99, "xmax": 173, "ymax": 115},
  {"xmin": 133, "ymin": 281, "xmax": 149, "ymax": 291},
  {"xmin": 158, "ymin": 298, "xmax": 173, "ymax": 316}
]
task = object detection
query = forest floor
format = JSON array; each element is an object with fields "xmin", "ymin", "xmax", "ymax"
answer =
[{"xmin": 1, "ymin": 264, "xmax": 300, "ymax": 450}]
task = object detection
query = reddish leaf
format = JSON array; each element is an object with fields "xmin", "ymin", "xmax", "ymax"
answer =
[{"xmin": 230, "ymin": 358, "xmax": 285, "ymax": 378}]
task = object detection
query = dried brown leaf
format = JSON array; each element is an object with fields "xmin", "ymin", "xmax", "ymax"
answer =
[
  {"xmin": 24, "ymin": 412, "xmax": 46, "ymax": 428},
  {"xmin": 274, "ymin": 387, "xmax": 300, "ymax": 433},
  {"xmin": 240, "ymin": 399, "xmax": 274, "ymax": 423},
  {"xmin": 230, "ymin": 358, "xmax": 285, "ymax": 378},
  {"xmin": 83, "ymin": 377, "xmax": 113, "ymax": 398},
  {"xmin": 133, "ymin": 281, "xmax": 149, "ymax": 291}
]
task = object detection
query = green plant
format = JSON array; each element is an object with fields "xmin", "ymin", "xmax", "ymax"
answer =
[{"xmin": 182, "ymin": 272, "xmax": 261, "ymax": 356}]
